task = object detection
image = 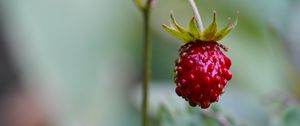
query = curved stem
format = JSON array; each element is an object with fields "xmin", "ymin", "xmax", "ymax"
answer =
[{"xmin": 188, "ymin": 0, "xmax": 205, "ymax": 32}]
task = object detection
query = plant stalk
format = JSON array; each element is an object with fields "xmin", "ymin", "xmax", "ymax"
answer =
[
  {"xmin": 131, "ymin": 1, "xmax": 153, "ymax": 126},
  {"xmin": 142, "ymin": 8, "xmax": 151, "ymax": 126}
]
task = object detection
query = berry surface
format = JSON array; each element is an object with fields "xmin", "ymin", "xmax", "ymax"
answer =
[{"xmin": 174, "ymin": 40, "xmax": 232, "ymax": 108}]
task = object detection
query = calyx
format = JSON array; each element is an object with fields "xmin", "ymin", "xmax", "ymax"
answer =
[{"xmin": 162, "ymin": 11, "xmax": 238, "ymax": 43}]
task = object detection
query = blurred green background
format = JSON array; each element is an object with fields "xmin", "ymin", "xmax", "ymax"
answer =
[{"xmin": 1, "ymin": 0, "xmax": 300, "ymax": 126}]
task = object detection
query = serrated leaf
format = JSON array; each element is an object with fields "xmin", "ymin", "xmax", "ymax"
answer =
[
  {"xmin": 213, "ymin": 16, "xmax": 238, "ymax": 41},
  {"xmin": 202, "ymin": 11, "xmax": 218, "ymax": 41},
  {"xmin": 188, "ymin": 17, "xmax": 200, "ymax": 38},
  {"xmin": 162, "ymin": 24, "xmax": 192, "ymax": 42}
]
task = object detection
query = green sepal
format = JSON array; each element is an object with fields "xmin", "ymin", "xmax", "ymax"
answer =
[
  {"xmin": 188, "ymin": 17, "xmax": 200, "ymax": 38},
  {"xmin": 213, "ymin": 16, "xmax": 238, "ymax": 41},
  {"xmin": 162, "ymin": 24, "xmax": 192, "ymax": 42},
  {"xmin": 202, "ymin": 11, "xmax": 218, "ymax": 41},
  {"xmin": 170, "ymin": 13, "xmax": 195, "ymax": 41},
  {"xmin": 170, "ymin": 13, "xmax": 187, "ymax": 33},
  {"xmin": 162, "ymin": 11, "xmax": 237, "ymax": 43}
]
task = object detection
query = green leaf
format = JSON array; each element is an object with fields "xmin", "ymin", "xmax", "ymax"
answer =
[
  {"xmin": 162, "ymin": 24, "xmax": 192, "ymax": 42},
  {"xmin": 188, "ymin": 17, "xmax": 200, "ymax": 38},
  {"xmin": 202, "ymin": 11, "xmax": 218, "ymax": 41},
  {"xmin": 213, "ymin": 16, "xmax": 238, "ymax": 41}
]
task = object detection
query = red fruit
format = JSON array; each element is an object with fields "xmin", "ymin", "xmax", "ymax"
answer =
[
  {"xmin": 163, "ymin": 11, "xmax": 237, "ymax": 108},
  {"xmin": 174, "ymin": 41, "xmax": 232, "ymax": 108}
]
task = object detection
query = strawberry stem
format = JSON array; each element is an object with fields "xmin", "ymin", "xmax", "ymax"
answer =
[{"xmin": 188, "ymin": 0, "xmax": 205, "ymax": 32}]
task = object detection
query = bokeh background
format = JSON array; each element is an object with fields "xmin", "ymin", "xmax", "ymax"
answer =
[{"xmin": 0, "ymin": 0, "xmax": 300, "ymax": 126}]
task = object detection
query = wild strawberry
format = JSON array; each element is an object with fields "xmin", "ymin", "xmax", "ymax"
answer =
[{"xmin": 163, "ymin": 12, "xmax": 237, "ymax": 108}]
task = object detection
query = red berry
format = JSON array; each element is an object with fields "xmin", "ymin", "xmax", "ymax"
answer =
[
  {"xmin": 163, "ymin": 11, "xmax": 237, "ymax": 109},
  {"xmin": 174, "ymin": 40, "xmax": 232, "ymax": 108}
]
